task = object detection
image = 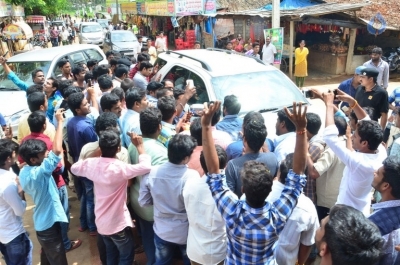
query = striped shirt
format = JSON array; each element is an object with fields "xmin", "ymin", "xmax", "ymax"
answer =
[{"xmin": 388, "ymin": 87, "xmax": 400, "ymax": 107}]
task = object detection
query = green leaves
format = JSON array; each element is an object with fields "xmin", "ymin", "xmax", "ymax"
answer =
[{"xmin": 5, "ymin": 0, "xmax": 68, "ymax": 16}]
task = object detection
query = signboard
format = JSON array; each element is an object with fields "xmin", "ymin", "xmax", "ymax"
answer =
[
  {"xmin": 136, "ymin": 2, "xmax": 146, "ymax": 15},
  {"xmin": 0, "ymin": 1, "xmax": 11, "ymax": 17},
  {"xmin": 121, "ymin": 2, "xmax": 137, "ymax": 14},
  {"xmin": 175, "ymin": 0, "xmax": 203, "ymax": 16},
  {"xmin": 203, "ymin": 0, "xmax": 216, "ymax": 15},
  {"xmin": 146, "ymin": 1, "xmax": 169, "ymax": 16},
  {"xmin": 263, "ymin": 27, "xmax": 284, "ymax": 64},
  {"xmin": 11, "ymin": 5, "xmax": 24, "ymax": 16}
]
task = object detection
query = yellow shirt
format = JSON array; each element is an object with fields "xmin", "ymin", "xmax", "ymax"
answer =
[
  {"xmin": 17, "ymin": 113, "xmax": 56, "ymax": 143},
  {"xmin": 295, "ymin": 47, "xmax": 309, "ymax": 65}
]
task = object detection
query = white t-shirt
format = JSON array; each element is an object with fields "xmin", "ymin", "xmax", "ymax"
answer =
[
  {"xmin": 61, "ymin": 30, "xmax": 69, "ymax": 41},
  {"xmin": 155, "ymin": 37, "xmax": 166, "ymax": 52},
  {"xmin": 262, "ymin": 43, "xmax": 277, "ymax": 65}
]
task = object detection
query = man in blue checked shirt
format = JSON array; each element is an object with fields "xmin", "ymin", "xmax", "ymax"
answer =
[{"xmin": 201, "ymin": 101, "xmax": 307, "ymax": 265}]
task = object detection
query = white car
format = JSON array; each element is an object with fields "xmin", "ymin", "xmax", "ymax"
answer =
[
  {"xmin": 156, "ymin": 49, "xmax": 310, "ymax": 138},
  {"xmin": 0, "ymin": 44, "xmax": 108, "ymax": 136},
  {"xmin": 79, "ymin": 22, "xmax": 105, "ymax": 47}
]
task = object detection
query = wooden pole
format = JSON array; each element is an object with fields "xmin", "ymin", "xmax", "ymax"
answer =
[
  {"xmin": 345, "ymin": 28, "xmax": 357, "ymax": 74},
  {"xmin": 289, "ymin": 20, "xmax": 294, "ymax": 79}
]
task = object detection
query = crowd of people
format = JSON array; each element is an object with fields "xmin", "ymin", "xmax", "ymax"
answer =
[{"xmin": 0, "ymin": 40, "xmax": 399, "ymax": 265}]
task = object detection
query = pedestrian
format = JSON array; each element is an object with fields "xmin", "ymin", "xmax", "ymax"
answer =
[
  {"xmin": 262, "ymin": 36, "xmax": 277, "ymax": 65},
  {"xmin": 43, "ymin": 77, "xmax": 63, "ymax": 123},
  {"xmin": 50, "ymin": 26, "xmax": 59, "ymax": 47},
  {"xmin": 61, "ymin": 26, "xmax": 69, "ymax": 46},
  {"xmin": 19, "ymin": 108, "xmax": 69, "ymax": 265},
  {"xmin": 294, "ymin": 40, "xmax": 309, "ymax": 89},
  {"xmin": 363, "ymin": 47, "xmax": 389, "ymax": 90},
  {"xmin": 155, "ymin": 31, "xmax": 166, "ymax": 53}
]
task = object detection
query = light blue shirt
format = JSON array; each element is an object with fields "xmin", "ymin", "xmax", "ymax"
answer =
[
  {"xmin": 120, "ymin": 109, "xmax": 141, "ymax": 148},
  {"xmin": 216, "ymin": 114, "xmax": 243, "ymax": 141},
  {"xmin": 19, "ymin": 151, "xmax": 68, "ymax": 231},
  {"xmin": 7, "ymin": 71, "xmax": 29, "ymax": 91}
]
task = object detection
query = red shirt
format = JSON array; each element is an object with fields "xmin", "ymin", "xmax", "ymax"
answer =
[
  {"xmin": 129, "ymin": 65, "xmax": 139, "ymax": 79},
  {"xmin": 19, "ymin": 132, "xmax": 66, "ymax": 188}
]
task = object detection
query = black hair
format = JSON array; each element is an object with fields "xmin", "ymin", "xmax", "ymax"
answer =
[
  {"xmin": 137, "ymin": 53, "xmax": 149, "ymax": 63},
  {"xmin": 157, "ymin": 96, "xmax": 176, "ymax": 121},
  {"xmin": 147, "ymin": 81, "xmax": 164, "ymax": 92},
  {"xmin": 19, "ymin": 139, "xmax": 48, "ymax": 166},
  {"xmin": 136, "ymin": 34, "xmax": 142, "ymax": 39},
  {"xmin": 350, "ymin": 107, "xmax": 375, "ymax": 123},
  {"xmin": 111, "ymin": 87, "xmax": 125, "ymax": 101},
  {"xmin": 99, "ymin": 130, "xmax": 120, "ymax": 158},
  {"xmin": 279, "ymin": 153, "xmax": 294, "ymax": 184},
  {"xmin": 167, "ymin": 134, "xmax": 197, "ymax": 164},
  {"xmin": 382, "ymin": 156, "xmax": 400, "ymax": 199},
  {"xmin": 241, "ymin": 160, "xmax": 273, "ymax": 207},
  {"xmin": 109, "ymin": 58, "xmax": 118, "ymax": 67},
  {"xmin": 46, "ymin": 77, "xmax": 59, "ymax": 95},
  {"xmin": 252, "ymin": 42, "xmax": 260, "ymax": 48},
  {"xmin": 161, "ymin": 79, "xmax": 174, "ymax": 87},
  {"xmin": 277, "ymin": 109, "xmax": 296, "ymax": 132},
  {"xmin": 27, "ymin": 111, "xmax": 47, "ymax": 133},
  {"xmin": 105, "ymin": 50, "xmax": 116, "ymax": 58},
  {"xmin": 324, "ymin": 205, "xmax": 383, "ymax": 265},
  {"xmin": 93, "ymin": 64, "xmax": 110, "ymax": 80},
  {"xmin": 208, "ymin": 102, "xmax": 222, "ymax": 126},
  {"xmin": 125, "ymin": 87, "xmax": 146, "ymax": 109},
  {"xmin": 84, "ymin": 71, "xmax": 94, "ymax": 83},
  {"xmin": 173, "ymin": 87, "xmax": 185, "ymax": 100},
  {"xmin": 140, "ymin": 108, "xmax": 162, "ymax": 136},
  {"xmin": 194, "ymin": 41, "xmax": 200, "ymax": 45},
  {"xmin": 243, "ymin": 112, "xmax": 267, "ymax": 152},
  {"xmin": 31, "ymin": 69, "xmax": 44, "ymax": 80},
  {"xmin": 334, "ymin": 116, "xmax": 347, "ymax": 136},
  {"xmin": 223, "ymin": 95, "xmax": 241, "ymax": 115},
  {"xmin": 100, "ymin": 93, "xmax": 120, "ymax": 112},
  {"xmin": 243, "ymin": 111, "xmax": 262, "ymax": 127},
  {"xmin": 87, "ymin": 59, "xmax": 98, "ymax": 68},
  {"xmin": 139, "ymin": 61, "xmax": 153, "ymax": 71},
  {"xmin": 27, "ymin": 92, "xmax": 46, "ymax": 112},
  {"xmin": 57, "ymin": 58, "xmax": 69, "ymax": 68},
  {"xmin": 95, "ymin": 112, "xmax": 118, "ymax": 136},
  {"xmin": 306, "ymin": 113, "xmax": 321, "ymax": 136},
  {"xmin": 356, "ymin": 120, "xmax": 383, "ymax": 151},
  {"xmin": 121, "ymin": 78, "xmax": 135, "ymax": 92},
  {"xmin": 141, "ymin": 47, "xmax": 148, "ymax": 53},
  {"xmin": 156, "ymin": 88, "xmax": 172, "ymax": 99},
  {"xmin": 115, "ymin": 65, "xmax": 128, "ymax": 78},
  {"xmin": 67, "ymin": 92, "xmax": 85, "ymax": 116},
  {"xmin": 72, "ymin": 65, "xmax": 86, "ymax": 80},
  {"xmin": 190, "ymin": 118, "xmax": 202, "ymax": 145},
  {"xmin": 63, "ymin": 86, "xmax": 82, "ymax": 99},
  {"xmin": 0, "ymin": 139, "xmax": 19, "ymax": 167},
  {"xmin": 371, "ymin": 47, "xmax": 382, "ymax": 55},
  {"xmin": 97, "ymin": 74, "xmax": 113, "ymax": 90},
  {"xmin": 58, "ymin": 79, "xmax": 74, "ymax": 97},
  {"xmin": 26, "ymin": 84, "xmax": 44, "ymax": 96},
  {"xmin": 200, "ymin": 145, "xmax": 227, "ymax": 174}
]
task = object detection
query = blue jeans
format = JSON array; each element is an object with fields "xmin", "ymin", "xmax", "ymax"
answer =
[
  {"xmin": 58, "ymin": 185, "xmax": 72, "ymax": 250},
  {"xmin": 51, "ymin": 37, "xmax": 58, "ymax": 47},
  {"xmin": 137, "ymin": 216, "xmax": 156, "ymax": 265},
  {"xmin": 101, "ymin": 227, "xmax": 135, "ymax": 265},
  {"xmin": 79, "ymin": 177, "xmax": 96, "ymax": 231},
  {"xmin": 154, "ymin": 233, "xmax": 190, "ymax": 265},
  {"xmin": 0, "ymin": 232, "xmax": 32, "ymax": 265}
]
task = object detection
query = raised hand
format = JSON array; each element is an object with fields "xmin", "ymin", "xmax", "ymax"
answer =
[
  {"xmin": 335, "ymin": 89, "xmax": 356, "ymax": 106},
  {"xmin": 127, "ymin": 132, "xmax": 143, "ymax": 147},
  {"xmin": 284, "ymin": 102, "xmax": 307, "ymax": 131},
  {"xmin": 55, "ymin": 108, "xmax": 65, "ymax": 123},
  {"xmin": 201, "ymin": 101, "xmax": 221, "ymax": 127}
]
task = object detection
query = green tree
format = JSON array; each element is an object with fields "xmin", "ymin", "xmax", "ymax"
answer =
[{"xmin": 5, "ymin": 0, "xmax": 68, "ymax": 16}]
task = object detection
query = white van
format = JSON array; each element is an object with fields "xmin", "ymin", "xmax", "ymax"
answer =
[{"xmin": 79, "ymin": 22, "xmax": 105, "ymax": 47}]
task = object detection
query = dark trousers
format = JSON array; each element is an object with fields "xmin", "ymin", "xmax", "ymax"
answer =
[
  {"xmin": 101, "ymin": 227, "xmax": 135, "ymax": 265},
  {"xmin": 317, "ymin": 205, "xmax": 330, "ymax": 222},
  {"xmin": 97, "ymin": 234, "xmax": 108, "ymax": 265},
  {"xmin": 137, "ymin": 216, "xmax": 156, "ymax": 265},
  {"xmin": 36, "ymin": 222, "xmax": 68, "ymax": 265},
  {"xmin": 0, "ymin": 232, "xmax": 32, "ymax": 265}
]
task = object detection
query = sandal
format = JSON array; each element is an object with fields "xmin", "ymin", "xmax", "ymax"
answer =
[
  {"xmin": 66, "ymin": 239, "xmax": 82, "ymax": 252},
  {"xmin": 89, "ymin": 230, "xmax": 97, "ymax": 236},
  {"xmin": 78, "ymin": 227, "xmax": 87, "ymax": 232}
]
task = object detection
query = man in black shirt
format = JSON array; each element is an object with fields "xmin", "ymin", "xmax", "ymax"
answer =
[{"xmin": 355, "ymin": 68, "xmax": 389, "ymax": 129}]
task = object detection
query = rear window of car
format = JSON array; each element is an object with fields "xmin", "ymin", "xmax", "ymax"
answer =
[{"xmin": 85, "ymin": 49, "xmax": 103, "ymax": 61}]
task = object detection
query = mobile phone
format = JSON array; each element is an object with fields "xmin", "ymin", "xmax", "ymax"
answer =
[
  {"xmin": 3, "ymin": 51, "xmax": 8, "ymax": 57},
  {"xmin": 304, "ymin": 90, "xmax": 313, "ymax": 98},
  {"xmin": 333, "ymin": 89, "xmax": 338, "ymax": 98},
  {"xmin": 87, "ymin": 78, "xmax": 92, "ymax": 87},
  {"xmin": 186, "ymin": 79, "xmax": 194, "ymax": 88},
  {"xmin": 341, "ymin": 106, "xmax": 349, "ymax": 112}
]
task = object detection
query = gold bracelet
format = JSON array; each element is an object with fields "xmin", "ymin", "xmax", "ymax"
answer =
[
  {"xmin": 350, "ymin": 100, "xmax": 358, "ymax": 109},
  {"xmin": 297, "ymin": 129, "xmax": 307, "ymax": 135}
]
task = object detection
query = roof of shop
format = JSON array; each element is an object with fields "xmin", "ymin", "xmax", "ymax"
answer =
[
  {"xmin": 323, "ymin": 0, "xmax": 400, "ymax": 30},
  {"xmin": 215, "ymin": 2, "xmax": 369, "ymax": 18}
]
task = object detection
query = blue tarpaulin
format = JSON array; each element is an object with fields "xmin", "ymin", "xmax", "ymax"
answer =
[{"xmin": 261, "ymin": 0, "xmax": 318, "ymax": 11}]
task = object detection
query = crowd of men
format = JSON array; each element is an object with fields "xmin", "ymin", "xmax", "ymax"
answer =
[{"xmin": 0, "ymin": 43, "xmax": 399, "ymax": 265}]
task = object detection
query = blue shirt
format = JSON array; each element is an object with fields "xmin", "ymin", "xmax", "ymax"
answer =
[
  {"xmin": 147, "ymin": 95, "xmax": 158, "ymax": 107},
  {"xmin": 206, "ymin": 170, "xmax": 306, "ymax": 264},
  {"xmin": 216, "ymin": 114, "xmax": 243, "ymax": 141},
  {"xmin": 0, "ymin": 113, "xmax": 6, "ymax": 126},
  {"xmin": 338, "ymin": 77, "xmax": 358, "ymax": 107},
  {"xmin": 389, "ymin": 87, "xmax": 400, "ymax": 107},
  {"xmin": 66, "ymin": 116, "xmax": 98, "ymax": 162},
  {"xmin": 120, "ymin": 109, "xmax": 141, "ymax": 148},
  {"xmin": 226, "ymin": 139, "xmax": 275, "ymax": 161},
  {"xmin": 7, "ymin": 71, "xmax": 29, "ymax": 91},
  {"xmin": 19, "ymin": 151, "xmax": 68, "ymax": 231},
  {"xmin": 47, "ymin": 92, "xmax": 63, "ymax": 124}
]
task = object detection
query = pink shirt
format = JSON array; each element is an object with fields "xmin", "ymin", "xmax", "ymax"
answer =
[
  {"xmin": 211, "ymin": 126, "xmax": 233, "ymax": 150},
  {"xmin": 187, "ymin": 146, "xmax": 204, "ymax": 176},
  {"xmin": 71, "ymin": 154, "xmax": 151, "ymax": 235}
]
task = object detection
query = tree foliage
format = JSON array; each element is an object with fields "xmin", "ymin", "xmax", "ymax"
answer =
[{"xmin": 5, "ymin": 0, "xmax": 68, "ymax": 16}]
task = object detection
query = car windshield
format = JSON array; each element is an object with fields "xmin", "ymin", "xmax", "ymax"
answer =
[
  {"xmin": 111, "ymin": 32, "xmax": 137, "ymax": 42},
  {"xmin": 211, "ymin": 70, "xmax": 306, "ymax": 114},
  {"xmin": 0, "ymin": 61, "xmax": 52, "ymax": 90},
  {"xmin": 99, "ymin": 22, "xmax": 108, "ymax": 28},
  {"xmin": 82, "ymin": 25, "xmax": 102, "ymax": 33}
]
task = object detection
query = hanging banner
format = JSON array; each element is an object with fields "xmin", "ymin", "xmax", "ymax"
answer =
[
  {"xmin": 121, "ymin": 2, "xmax": 137, "ymax": 14},
  {"xmin": 167, "ymin": 0, "xmax": 175, "ymax": 16},
  {"xmin": 263, "ymin": 27, "xmax": 284, "ymax": 64},
  {"xmin": 146, "ymin": 1, "xmax": 169, "ymax": 16},
  {"xmin": 136, "ymin": 2, "xmax": 146, "ymax": 15},
  {"xmin": 204, "ymin": 0, "xmax": 216, "ymax": 15},
  {"xmin": 175, "ymin": 0, "xmax": 203, "ymax": 16}
]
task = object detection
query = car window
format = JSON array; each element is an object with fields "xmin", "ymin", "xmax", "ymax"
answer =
[
  {"xmin": 82, "ymin": 25, "xmax": 102, "ymax": 33},
  {"xmin": 163, "ymin": 66, "xmax": 209, "ymax": 104},
  {"xmin": 85, "ymin": 49, "xmax": 103, "ymax": 61},
  {"xmin": 69, "ymin": 52, "xmax": 86, "ymax": 66},
  {"xmin": 53, "ymin": 57, "xmax": 69, "ymax": 77},
  {"xmin": 111, "ymin": 31, "xmax": 137, "ymax": 42},
  {"xmin": 0, "ymin": 61, "xmax": 52, "ymax": 89},
  {"xmin": 155, "ymin": 58, "xmax": 167, "ymax": 70}
]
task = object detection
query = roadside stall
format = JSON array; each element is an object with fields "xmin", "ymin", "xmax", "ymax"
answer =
[
  {"xmin": 2, "ymin": 22, "xmax": 34, "ymax": 55},
  {"xmin": 25, "ymin": 15, "xmax": 49, "ymax": 46}
]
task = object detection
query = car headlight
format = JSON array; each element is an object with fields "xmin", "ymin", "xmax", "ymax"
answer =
[{"xmin": 112, "ymin": 45, "xmax": 121, "ymax": 51}]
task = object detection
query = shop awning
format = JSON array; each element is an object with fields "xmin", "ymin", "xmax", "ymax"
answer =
[
  {"xmin": 26, "ymin": 16, "xmax": 47, "ymax": 24},
  {"xmin": 2, "ymin": 22, "xmax": 33, "ymax": 40},
  {"xmin": 216, "ymin": 2, "xmax": 370, "ymax": 18}
]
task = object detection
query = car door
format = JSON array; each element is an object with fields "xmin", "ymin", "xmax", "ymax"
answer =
[
  {"xmin": 103, "ymin": 32, "xmax": 111, "ymax": 53},
  {"xmin": 68, "ymin": 51, "xmax": 87, "ymax": 67}
]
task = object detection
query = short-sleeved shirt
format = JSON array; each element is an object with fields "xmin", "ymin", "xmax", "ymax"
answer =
[
  {"xmin": 388, "ymin": 87, "xmax": 400, "ymax": 107},
  {"xmin": 66, "ymin": 116, "xmax": 98, "ymax": 162},
  {"xmin": 355, "ymin": 85, "xmax": 389, "ymax": 121},
  {"xmin": 262, "ymin": 43, "xmax": 277, "ymax": 65},
  {"xmin": 338, "ymin": 78, "xmax": 358, "ymax": 107}
]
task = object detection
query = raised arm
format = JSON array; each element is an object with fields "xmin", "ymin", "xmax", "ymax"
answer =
[
  {"xmin": 0, "ymin": 56, "xmax": 28, "ymax": 91},
  {"xmin": 335, "ymin": 89, "xmax": 367, "ymax": 120},
  {"xmin": 201, "ymin": 101, "xmax": 221, "ymax": 174},
  {"xmin": 53, "ymin": 108, "xmax": 65, "ymax": 156}
]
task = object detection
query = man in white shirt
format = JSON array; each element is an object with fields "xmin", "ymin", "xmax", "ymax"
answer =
[
  {"xmin": 0, "ymin": 139, "xmax": 32, "ymax": 264},
  {"xmin": 147, "ymin": 39, "xmax": 158, "ymax": 65},
  {"xmin": 155, "ymin": 31, "xmax": 167, "ymax": 53},
  {"xmin": 274, "ymin": 109, "xmax": 296, "ymax": 162},
  {"xmin": 262, "ymin": 36, "xmax": 277, "ymax": 65},
  {"xmin": 323, "ymin": 90, "xmax": 387, "ymax": 215},
  {"xmin": 267, "ymin": 153, "xmax": 319, "ymax": 265},
  {"xmin": 183, "ymin": 145, "xmax": 227, "ymax": 265}
]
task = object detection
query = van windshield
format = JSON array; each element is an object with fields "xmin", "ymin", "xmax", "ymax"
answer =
[
  {"xmin": 0, "ymin": 61, "xmax": 52, "ymax": 89},
  {"xmin": 82, "ymin": 25, "xmax": 102, "ymax": 33}
]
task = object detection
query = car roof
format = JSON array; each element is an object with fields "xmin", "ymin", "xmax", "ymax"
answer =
[
  {"xmin": 7, "ymin": 45, "xmax": 102, "ymax": 62},
  {"xmin": 80, "ymin": 22, "xmax": 101, "ymax": 25},
  {"xmin": 159, "ymin": 49, "xmax": 275, "ymax": 77}
]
